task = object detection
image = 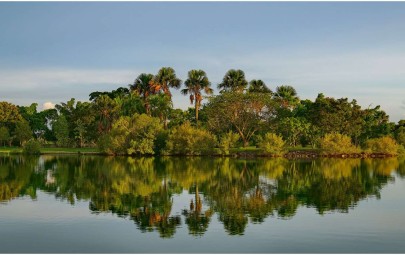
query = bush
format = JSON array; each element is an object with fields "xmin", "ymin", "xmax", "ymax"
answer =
[
  {"xmin": 365, "ymin": 136, "xmax": 399, "ymax": 155},
  {"xmin": 320, "ymin": 133, "xmax": 360, "ymax": 154},
  {"xmin": 258, "ymin": 133, "xmax": 286, "ymax": 156},
  {"xmin": 23, "ymin": 139, "xmax": 41, "ymax": 155},
  {"xmin": 164, "ymin": 122, "xmax": 217, "ymax": 155},
  {"xmin": 397, "ymin": 145, "xmax": 405, "ymax": 157},
  {"xmin": 219, "ymin": 131, "xmax": 240, "ymax": 155},
  {"xmin": 98, "ymin": 114, "xmax": 163, "ymax": 155}
]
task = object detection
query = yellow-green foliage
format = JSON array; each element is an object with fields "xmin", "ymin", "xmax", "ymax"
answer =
[
  {"xmin": 98, "ymin": 114, "xmax": 163, "ymax": 155},
  {"xmin": 320, "ymin": 133, "xmax": 360, "ymax": 154},
  {"xmin": 164, "ymin": 122, "xmax": 217, "ymax": 155},
  {"xmin": 258, "ymin": 133, "xmax": 286, "ymax": 155},
  {"xmin": 23, "ymin": 139, "xmax": 41, "ymax": 155},
  {"xmin": 365, "ymin": 136, "xmax": 399, "ymax": 155},
  {"xmin": 219, "ymin": 131, "xmax": 240, "ymax": 155}
]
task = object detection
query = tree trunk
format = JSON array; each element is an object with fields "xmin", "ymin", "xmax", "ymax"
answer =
[
  {"xmin": 243, "ymin": 139, "xmax": 249, "ymax": 147},
  {"xmin": 195, "ymin": 99, "xmax": 199, "ymax": 127}
]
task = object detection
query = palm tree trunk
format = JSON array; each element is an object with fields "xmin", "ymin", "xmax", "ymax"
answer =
[{"xmin": 195, "ymin": 98, "xmax": 199, "ymax": 126}]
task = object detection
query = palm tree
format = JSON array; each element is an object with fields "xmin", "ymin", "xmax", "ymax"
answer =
[
  {"xmin": 218, "ymin": 69, "xmax": 248, "ymax": 93},
  {"xmin": 274, "ymin": 85, "xmax": 300, "ymax": 109},
  {"xmin": 247, "ymin": 79, "xmax": 272, "ymax": 94},
  {"xmin": 181, "ymin": 69, "xmax": 213, "ymax": 124},
  {"xmin": 153, "ymin": 67, "xmax": 182, "ymax": 98},
  {"xmin": 129, "ymin": 73, "xmax": 154, "ymax": 114}
]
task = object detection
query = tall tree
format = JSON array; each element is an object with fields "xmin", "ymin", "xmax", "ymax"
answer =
[
  {"xmin": 0, "ymin": 102, "xmax": 23, "ymax": 124},
  {"xmin": 273, "ymin": 85, "xmax": 299, "ymax": 109},
  {"xmin": 153, "ymin": 67, "xmax": 181, "ymax": 98},
  {"xmin": 53, "ymin": 115, "xmax": 70, "ymax": 147},
  {"xmin": 205, "ymin": 92, "xmax": 275, "ymax": 147},
  {"xmin": 14, "ymin": 120, "xmax": 32, "ymax": 146},
  {"xmin": 218, "ymin": 69, "xmax": 248, "ymax": 93},
  {"xmin": 149, "ymin": 94, "xmax": 173, "ymax": 129},
  {"xmin": 181, "ymin": 69, "xmax": 213, "ymax": 124},
  {"xmin": 247, "ymin": 80, "xmax": 272, "ymax": 94},
  {"xmin": 0, "ymin": 126, "xmax": 11, "ymax": 146},
  {"xmin": 130, "ymin": 73, "xmax": 155, "ymax": 114},
  {"xmin": 93, "ymin": 95, "xmax": 120, "ymax": 134}
]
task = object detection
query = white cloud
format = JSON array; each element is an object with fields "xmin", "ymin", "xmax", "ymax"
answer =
[
  {"xmin": 0, "ymin": 68, "xmax": 137, "ymax": 89},
  {"xmin": 0, "ymin": 68, "xmax": 141, "ymax": 108},
  {"xmin": 42, "ymin": 102, "xmax": 55, "ymax": 110}
]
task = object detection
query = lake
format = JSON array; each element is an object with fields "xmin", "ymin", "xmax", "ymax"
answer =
[{"xmin": 1, "ymin": 155, "xmax": 405, "ymax": 253}]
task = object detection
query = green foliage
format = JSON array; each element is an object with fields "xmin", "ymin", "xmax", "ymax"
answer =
[
  {"xmin": 98, "ymin": 114, "xmax": 163, "ymax": 155},
  {"xmin": 14, "ymin": 120, "xmax": 32, "ymax": 146},
  {"xmin": 53, "ymin": 115, "xmax": 70, "ymax": 147},
  {"xmin": 277, "ymin": 117, "xmax": 310, "ymax": 147},
  {"xmin": 395, "ymin": 126, "xmax": 405, "ymax": 146},
  {"xmin": 167, "ymin": 109, "xmax": 188, "ymax": 128},
  {"xmin": 154, "ymin": 130, "xmax": 169, "ymax": 155},
  {"xmin": 258, "ymin": 133, "xmax": 286, "ymax": 155},
  {"xmin": 397, "ymin": 145, "xmax": 405, "ymax": 157},
  {"xmin": 89, "ymin": 87, "xmax": 130, "ymax": 101},
  {"xmin": 365, "ymin": 136, "xmax": 399, "ymax": 155},
  {"xmin": 0, "ymin": 126, "xmax": 10, "ymax": 146},
  {"xmin": 22, "ymin": 138, "xmax": 41, "ymax": 155},
  {"xmin": 273, "ymin": 85, "xmax": 299, "ymax": 110},
  {"xmin": 308, "ymin": 94, "xmax": 364, "ymax": 140},
  {"xmin": 164, "ymin": 122, "xmax": 217, "ymax": 155},
  {"xmin": 181, "ymin": 69, "xmax": 213, "ymax": 123},
  {"xmin": 205, "ymin": 91, "xmax": 274, "ymax": 147},
  {"xmin": 320, "ymin": 133, "xmax": 360, "ymax": 154},
  {"xmin": 154, "ymin": 67, "xmax": 182, "ymax": 97},
  {"xmin": 219, "ymin": 131, "xmax": 240, "ymax": 155},
  {"xmin": 93, "ymin": 95, "xmax": 120, "ymax": 134},
  {"xmin": 247, "ymin": 80, "xmax": 272, "ymax": 94},
  {"xmin": 0, "ymin": 101, "xmax": 23, "ymax": 124},
  {"xmin": 218, "ymin": 69, "xmax": 248, "ymax": 93},
  {"xmin": 149, "ymin": 94, "xmax": 172, "ymax": 128}
]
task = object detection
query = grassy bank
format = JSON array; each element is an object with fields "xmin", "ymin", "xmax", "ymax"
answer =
[
  {"xmin": 0, "ymin": 147, "xmax": 100, "ymax": 155},
  {"xmin": 0, "ymin": 146, "xmax": 398, "ymax": 158}
]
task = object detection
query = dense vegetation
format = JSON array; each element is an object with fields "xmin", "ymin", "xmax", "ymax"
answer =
[{"xmin": 1, "ymin": 67, "xmax": 404, "ymax": 156}]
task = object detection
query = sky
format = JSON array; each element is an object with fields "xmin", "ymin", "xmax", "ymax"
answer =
[{"xmin": 0, "ymin": 2, "xmax": 405, "ymax": 122}]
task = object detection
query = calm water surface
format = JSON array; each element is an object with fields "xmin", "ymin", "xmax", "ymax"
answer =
[{"xmin": 0, "ymin": 155, "xmax": 405, "ymax": 253}]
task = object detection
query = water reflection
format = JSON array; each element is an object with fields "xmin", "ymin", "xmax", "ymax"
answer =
[{"xmin": 0, "ymin": 155, "xmax": 402, "ymax": 237}]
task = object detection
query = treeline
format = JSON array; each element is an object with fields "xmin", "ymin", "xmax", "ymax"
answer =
[{"xmin": 0, "ymin": 67, "xmax": 404, "ymax": 156}]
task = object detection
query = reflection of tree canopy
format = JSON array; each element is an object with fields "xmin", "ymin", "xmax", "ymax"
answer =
[
  {"xmin": 0, "ymin": 155, "xmax": 401, "ymax": 237},
  {"xmin": 0, "ymin": 156, "xmax": 45, "ymax": 202}
]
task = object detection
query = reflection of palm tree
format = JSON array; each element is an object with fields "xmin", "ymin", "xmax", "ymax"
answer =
[
  {"xmin": 182, "ymin": 185, "xmax": 213, "ymax": 236},
  {"xmin": 132, "ymin": 189, "xmax": 181, "ymax": 238},
  {"xmin": 181, "ymin": 69, "xmax": 213, "ymax": 124}
]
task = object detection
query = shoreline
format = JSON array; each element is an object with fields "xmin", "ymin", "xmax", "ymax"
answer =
[{"xmin": 0, "ymin": 148, "xmax": 398, "ymax": 158}]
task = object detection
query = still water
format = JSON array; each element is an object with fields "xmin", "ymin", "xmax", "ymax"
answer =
[{"xmin": 0, "ymin": 155, "xmax": 405, "ymax": 253}]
